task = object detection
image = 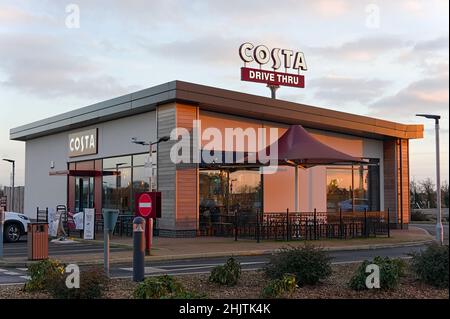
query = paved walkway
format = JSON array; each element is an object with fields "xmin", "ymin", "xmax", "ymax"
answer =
[{"xmin": 0, "ymin": 226, "xmax": 433, "ymax": 266}]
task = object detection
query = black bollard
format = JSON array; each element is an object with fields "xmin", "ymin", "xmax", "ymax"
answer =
[{"xmin": 133, "ymin": 216, "xmax": 146, "ymax": 282}]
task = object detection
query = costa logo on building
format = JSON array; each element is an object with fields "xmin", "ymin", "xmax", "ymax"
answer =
[
  {"xmin": 68, "ymin": 128, "xmax": 97, "ymax": 157},
  {"xmin": 239, "ymin": 42, "xmax": 307, "ymax": 88}
]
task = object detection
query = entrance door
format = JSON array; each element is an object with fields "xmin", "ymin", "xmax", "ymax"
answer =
[{"xmin": 74, "ymin": 177, "xmax": 94, "ymax": 212}]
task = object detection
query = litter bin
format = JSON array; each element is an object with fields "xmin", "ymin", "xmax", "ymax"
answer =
[{"xmin": 27, "ymin": 223, "xmax": 49, "ymax": 260}]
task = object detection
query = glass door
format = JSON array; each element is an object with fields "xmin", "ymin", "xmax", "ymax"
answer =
[{"xmin": 74, "ymin": 176, "xmax": 94, "ymax": 212}]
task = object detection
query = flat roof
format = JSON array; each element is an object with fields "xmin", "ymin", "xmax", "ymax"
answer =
[{"xmin": 10, "ymin": 80, "xmax": 423, "ymax": 141}]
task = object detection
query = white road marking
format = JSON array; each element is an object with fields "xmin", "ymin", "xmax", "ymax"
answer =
[
  {"xmin": 4, "ymin": 271, "xmax": 20, "ymax": 275},
  {"xmin": 17, "ymin": 268, "xmax": 28, "ymax": 272},
  {"xmin": 20, "ymin": 276, "xmax": 31, "ymax": 280},
  {"xmin": 119, "ymin": 267, "xmax": 165, "ymax": 273},
  {"xmin": 0, "ymin": 269, "xmax": 7, "ymax": 272}
]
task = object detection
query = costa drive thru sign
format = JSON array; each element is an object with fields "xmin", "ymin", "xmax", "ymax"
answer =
[{"xmin": 239, "ymin": 42, "xmax": 307, "ymax": 88}]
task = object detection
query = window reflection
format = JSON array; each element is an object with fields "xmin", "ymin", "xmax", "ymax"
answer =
[
  {"xmin": 102, "ymin": 154, "xmax": 150, "ymax": 215},
  {"xmin": 199, "ymin": 169, "xmax": 261, "ymax": 230},
  {"xmin": 326, "ymin": 160, "xmax": 380, "ymax": 213}
]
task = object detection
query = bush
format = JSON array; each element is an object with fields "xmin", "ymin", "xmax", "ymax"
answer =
[
  {"xmin": 264, "ymin": 245, "xmax": 332, "ymax": 286},
  {"xmin": 411, "ymin": 211, "xmax": 430, "ymax": 221},
  {"xmin": 46, "ymin": 267, "xmax": 109, "ymax": 299},
  {"xmin": 261, "ymin": 274, "xmax": 297, "ymax": 298},
  {"xmin": 410, "ymin": 243, "xmax": 449, "ymax": 288},
  {"xmin": 24, "ymin": 259, "xmax": 65, "ymax": 292},
  {"xmin": 348, "ymin": 256, "xmax": 405, "ymax": 290},
  {"xmin": 209, "ymin": 257, "xmax": 241, "ymax": 286},
  {"xmin": 134, "ymin": 275, "xmax": 185, "ymax": 299}
]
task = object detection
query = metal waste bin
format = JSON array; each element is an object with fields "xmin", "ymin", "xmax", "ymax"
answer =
[{"xmin": 27, "ymin": 223, "xmax": 49, "ymax": 260}]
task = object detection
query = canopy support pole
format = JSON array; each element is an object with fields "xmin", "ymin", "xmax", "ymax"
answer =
[{"xmin": 294, "ymin": 166, "xmax": 299, "ymax": 212}]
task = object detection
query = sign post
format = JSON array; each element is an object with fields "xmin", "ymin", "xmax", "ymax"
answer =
[
  {"xmin": 102, "ymin": 209, "xmax": 119, "ymax": 277},
  {"xmin": 135, "ymin": 192, "xmax": 161, "ymax": 256},
  {"xmin": 137, "ymin": 193, "xmax": 153, "ymax": 255},
  {"xmin": 238, "ymin": 42, "xmax": 307, "ymax": 98}
]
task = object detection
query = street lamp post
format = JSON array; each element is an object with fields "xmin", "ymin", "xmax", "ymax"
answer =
[
  {"xmin": 131, "ymin": 136, "xmax": 170, "ymax": 255},
  {"xmin": 131, "ymin": 136, "xmax": 170, "ymax": 191},
  {"xmin": 416, "ymin": 114, "xmax": 443, "ymax": 245},
  {"xmin": 2, "ymin": 159, "xmax": 15, "ymax": 211}
]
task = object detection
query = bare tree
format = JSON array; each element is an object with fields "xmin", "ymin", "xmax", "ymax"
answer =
[
  {"xmin": 410, "ymin": 179, "xmax": 421, "ymax": 208},
  {"xmin": 420, "ymin": 178, "xmax": 436, "ymax": 208},
  {"xmin": 441, "ymin": 180, "xmax": 449, "ymax": 208}
]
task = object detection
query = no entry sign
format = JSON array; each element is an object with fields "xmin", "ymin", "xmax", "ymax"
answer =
[
  {"xmin": 137, "ymin": 193, "xmax": 153, "ymax": 217},
  {"xmin": 134, "ymin": 192, "xmax": 161, "ymax": 219}
]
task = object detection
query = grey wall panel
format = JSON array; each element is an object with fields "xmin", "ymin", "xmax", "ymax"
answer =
[
  {"xmin": 157, "ymin": 104, "xmax": 176, "ymax": 230},
  {"xmin": 23, "ymin": 111, "xmax": 157, "ymax": 218}
]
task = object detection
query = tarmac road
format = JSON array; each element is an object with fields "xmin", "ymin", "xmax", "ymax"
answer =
[
  {"xmin": 413, "ymin": 223, "xmax": 449, "ymax": 244},
  {"xmin": 0, "ymin": 243, "xmax": 429, "ymax": 285}
]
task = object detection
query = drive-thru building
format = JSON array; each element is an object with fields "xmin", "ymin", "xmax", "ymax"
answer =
[{"xmin": 10, "ymin": 81, "xmax": 423, "ymax": 237}]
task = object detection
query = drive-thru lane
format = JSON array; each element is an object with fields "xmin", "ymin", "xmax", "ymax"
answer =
[
  {"xmin": 1, "ymin": 237, "xmax": 130, "ymax": 258},
  {"xmin": 0, "ymin": 244, "xmax": 428, "ymax": 285}
]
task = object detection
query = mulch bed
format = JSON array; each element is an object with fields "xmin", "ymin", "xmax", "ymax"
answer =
[{"xmin": 1, "ymin": 263, "xmax": 448, "ymax": 299}]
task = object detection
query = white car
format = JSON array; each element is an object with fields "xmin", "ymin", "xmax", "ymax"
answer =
[{"xmin": 3, "ymin": 211, "xmax": 30, "ymax": 242}]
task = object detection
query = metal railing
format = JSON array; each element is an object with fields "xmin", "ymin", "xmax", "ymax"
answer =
[{"xmin": 199, "ymin": 209, "xmax": 391, "ymax": 241}]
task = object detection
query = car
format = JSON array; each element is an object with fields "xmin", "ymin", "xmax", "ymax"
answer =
[
  {"xmin": 338, "ymin": 199, "xmax": 369, "ymax": 212},
  {"xmin": 3, "ymin": 211, "xmax": 30, "ymax": 242}
]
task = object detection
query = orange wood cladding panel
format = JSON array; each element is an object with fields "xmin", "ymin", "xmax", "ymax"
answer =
[
  {"xmin": 383, "ymin": 139, "xmax": 410, "ymax": 225},
  {"xmin": 175, "ymin": 104, "xmax": 199, "ymax": 230},
  {"xmin": 176, "ymin": 168, "xmax": 198, "ymax": 229}
]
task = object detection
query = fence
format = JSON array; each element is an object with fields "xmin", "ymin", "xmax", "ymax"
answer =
[
  {"xmin": 1, "ymin": 186, "xmax": 24, "ymax": 213},
  {"xmin": 199, "ymin": 209, "xmax": 390, "ymax": 241}
]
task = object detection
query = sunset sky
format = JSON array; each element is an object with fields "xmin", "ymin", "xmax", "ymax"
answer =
[{"xmin": 0, "ymin": 0, "xmax": 448, "ymax": 186}]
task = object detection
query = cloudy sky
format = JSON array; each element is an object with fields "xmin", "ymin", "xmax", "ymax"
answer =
[{"xmin": 0, "ymin": 0, "xmax": 448, "ymax": 186}]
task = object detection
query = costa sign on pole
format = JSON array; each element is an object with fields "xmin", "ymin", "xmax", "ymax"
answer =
[{"xmin": 239, "ymin": 42, "xmax": 307, "ymax": 88}]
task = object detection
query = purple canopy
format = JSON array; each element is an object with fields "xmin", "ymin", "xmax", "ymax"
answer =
[{"xmin": 260, "ymin": 125, "xmax": 365, "ymax": 167}]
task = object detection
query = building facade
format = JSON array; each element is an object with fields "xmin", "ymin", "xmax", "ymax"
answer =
[{"xmin": 10, "ymin": 81, "xmax": 423, "ymax": 237}]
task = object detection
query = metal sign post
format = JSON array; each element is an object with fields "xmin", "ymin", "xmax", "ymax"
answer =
[{"xmin": 102, "ymin": 209, "xmax": 119, "ymax": 277}]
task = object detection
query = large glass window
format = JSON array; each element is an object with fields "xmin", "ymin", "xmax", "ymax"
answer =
[
  {"xmin": 199, "ymin": 168, "xmax": 262, "ymax": 228},
  {"xmin": 102, "ymin": 154, "xmax": 151, "ymax": 214},
  {"xmin": 326, "ymin": 160, "xmax": 380, "ymax": 213}
]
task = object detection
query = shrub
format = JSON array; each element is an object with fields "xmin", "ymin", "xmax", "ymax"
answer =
[
  {"xmin": 209, "ymin": 257, "xmax": 241, "ymax": 286},
  {"xmin": 133, "ymin": 275, "xmax": 184, "ymax": 299},
  {"xmin": 411, "ymin": 211, "xmax": 430, "ymax": 221},
  {"xmin": 24, "ymin": 259, "xmax": 65, "ymax": 292},
  {"xmin": 261, "ymin": 274, "xmax": 297, "ymax": 298},
  {"xmin": 46, "ymin": 267, "xmax": 108, "ymax": 299},
  {"xmin": 264, "ymin": 245, "xmax": 332, "ymax": 286},
  {"xmin": 163, "ymin": 290, "xmax": 207, "ymax": 299},
  {"xmin": 410, "ymin": 243, "xmax": 449, "ymax": 288},
  {"xmin": 348, "ymin": 256, "xmax": 405, "ymax": 291}
]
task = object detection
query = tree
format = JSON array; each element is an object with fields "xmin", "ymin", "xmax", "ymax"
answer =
[
  {"xmin": 410, "ymin": 179, "xmax": 421, "ymax": 208},
  {"xmin": 441, "ymin": 181, "xmax": 449, "ymax": 208},
  {"xmin": 420, "ymin": 178, "xmax": 436, "ymax": 208}
]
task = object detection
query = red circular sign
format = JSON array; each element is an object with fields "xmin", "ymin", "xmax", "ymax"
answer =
[{"xmin": 138, "ymin": 193, "xmax": 153, "ymax": 217}]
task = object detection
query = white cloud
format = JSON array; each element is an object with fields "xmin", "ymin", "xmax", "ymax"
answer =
[{"xmin": 309, "ymin": 75, "xmax": 390, "ymax": 105}]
